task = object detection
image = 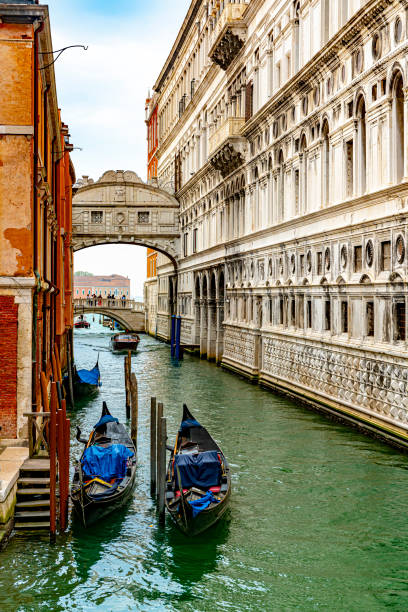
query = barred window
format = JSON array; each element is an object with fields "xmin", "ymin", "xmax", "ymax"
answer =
[{"xmin": 91, "ymin": 211, "xmax": 103, "ymax": 224}]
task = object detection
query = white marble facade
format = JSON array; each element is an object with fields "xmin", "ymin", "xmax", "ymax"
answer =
[{"xmin": 145, "ymin": 0, "xmax": 408, "ymax": 442}]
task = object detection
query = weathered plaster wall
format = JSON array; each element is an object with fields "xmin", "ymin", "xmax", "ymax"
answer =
[{"xmin": 0, "ymin": 138, "xmax": 33, "ymax": 277}]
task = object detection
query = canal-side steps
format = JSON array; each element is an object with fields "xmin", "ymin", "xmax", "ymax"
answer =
[{"xmin": 14, "ymin": 459, "xmax": 51, "ymax": 530}]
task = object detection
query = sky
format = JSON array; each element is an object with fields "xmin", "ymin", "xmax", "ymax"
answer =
[{"xmin": 48, "ymin": 0, "xmax": 190, "ymax": 297}]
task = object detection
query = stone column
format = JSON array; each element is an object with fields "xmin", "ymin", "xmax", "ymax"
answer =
[
  {"xmin": 207, "ymin": 299, "xmax": 217, "ymax": 361},
  {"xmin": 215, "ymin": 298, "xmax": 225, "ymax": 364},
  {"xmin": 193, "ymin": 299, "xmax": 201, "ymax": 346},
  {"xmin": 200, "ymin": 299, "xmax": 208, "ymax": 358}
]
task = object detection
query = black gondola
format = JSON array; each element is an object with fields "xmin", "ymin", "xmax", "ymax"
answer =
[
  {"xmin": 165, "ymin": 404, "xmax": 231, "ymax": 536},
  {"xmin": 72, "ymin": 358, "xmax": 101, "ymax": 399},
  {"xmin": 71, "ymin": 402, "xmax": 137, "ymax": 526}
]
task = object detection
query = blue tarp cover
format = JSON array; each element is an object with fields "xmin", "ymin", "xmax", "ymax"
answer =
[
  {"xmin": 175, "ymin": 451, "xmax": 221, "ymax": 490},
  {"xmin": 188, "ymin": 491, "xmax": 220, "ymax": 517},
  {"xmin": 81, "ymin": 444, "xmax": 134, "ymax": 481},
  {"xmin": 179, "ymin": 418, "xmax": 201, "ymax": 434},
  {"xmin": 93, "ymin": 414, "xmax": 118, "ymax": 429},
  {"xmin": 77, "ymin": 365, "xmax": 100, "ymax": 386}
]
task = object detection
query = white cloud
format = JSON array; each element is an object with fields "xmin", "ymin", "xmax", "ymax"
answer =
[{"xmin": 47, "ymin": 0, "xmax": 189, "ymax": 293}]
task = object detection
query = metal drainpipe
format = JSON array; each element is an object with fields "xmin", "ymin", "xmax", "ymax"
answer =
[{"xmin": 32, "ymin": 18, "xmax": 44, "ymax": 412}]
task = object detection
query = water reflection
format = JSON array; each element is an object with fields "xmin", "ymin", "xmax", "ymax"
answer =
[{"xmin": 1, "ymin": 322, "xmax": 408, "ymax": 611}]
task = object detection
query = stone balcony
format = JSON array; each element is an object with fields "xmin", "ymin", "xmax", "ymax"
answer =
[
  {"xmin": 209, "ymin": 117, "xmax": 246, "ymax": 178},
  {"xmin": 209, "ymin": 3, "xmax": 247, "ymax": 71}
]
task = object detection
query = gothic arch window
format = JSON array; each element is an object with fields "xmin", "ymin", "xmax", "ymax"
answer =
[
  {"xmin": 277, "ymin": 149, "xmax": 285, "ymax": 221},
  {"xmin": 294, "ymin": 2, "xmax": 301, "ymax": 73},
  {"xmin": 356, "ymin": 95, "xmax": 367, "ymax": 195},
  {"xmin": 391, "ymin": 71, "xmax": 405, "ymax": 184},
  {"xmin": 322, "ymin": 121, "xmax": 330, "ymax": 206},
  {"xmin": 300, "ymin": 134, "xmax": 308, "ymax": 213}
]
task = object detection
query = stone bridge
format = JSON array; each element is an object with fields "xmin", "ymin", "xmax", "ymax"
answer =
[
  {"xmin": 72, "ymin": 170, "xmax": 180, "ymax": 265},
  {"xmin": 74, "ymin": 299, "xmax": 145, "ymax": 332}
]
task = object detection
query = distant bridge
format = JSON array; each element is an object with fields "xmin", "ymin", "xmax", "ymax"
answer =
[{"xmin": 74, "ymin": 299, "xmax": 145, "ymax": 332}]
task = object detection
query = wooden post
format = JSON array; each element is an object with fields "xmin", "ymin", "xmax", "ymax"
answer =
[
  {"xmin": 130, "ymin": 373, "xmax": 138, "ymax": 449},
  {"xmin": 50, "ymin": 382, "xmax": 57, "ymax": 537},
  {"xmin": 150, "ymin": 397, "xmax": 157, "ymax": 497},
  {"xmin": 40, "ymin": 371, "xmax": 49, "ymax": 412},
  {"xmin": 124, "ymin": 355, "xmax": 130, "ymax": 418},
  {"xmin": 63, "ymin": 407, "xmax": 70, "ymax": 532},
  {"xmin": 57, "ymin": 407, "xmax": 64, "ymax": 530},
  {"xmin": 58, "ymin": 399, "xmax": 69, "ymax": 532},
  {"xmin": 156, "ymin": 402, "xmax": 163, "ymax": 500},
  {"xmin": 158, "ymin": 416, "xmax": 167, "ymax": 524},
  {"xmin": 54, "ymin": 345, "xmax": 62, "ymax": 383},
  {"xmin": 51, "ymin": 351, "xmax": 58, "ymax": 383},
  {"xmin": 66, "ymin": 338, "xmax": 75, "ymax": 408}
]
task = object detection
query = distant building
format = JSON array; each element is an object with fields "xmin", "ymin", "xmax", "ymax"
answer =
[{"xmin": 74, "ymin": 274, "xmax": 130, "ymax": 298}]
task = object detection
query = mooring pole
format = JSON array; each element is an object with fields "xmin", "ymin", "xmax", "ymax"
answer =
[
  {"xmin": 156, "ymin": 402, "xmax": 163, "ymax": 499},
  {"xmin": 50, "ymin": 382, "xmax": 57, "ymax": 539},
  {"xmin": 66, "ymin": 337, "xmax": 74, "ymax": 408},
  {"xmin": 175, "ymin": 316, "xmax": 181, "ymax": 360},
  {"xmin": 150, "ymin": 397, "xmax": 157, "ymax": 497},
  {"xmin": 130, "ymin": 372, "xmax": 138, "ymax": 450},
  {"xmin": 158, "ymin": 416, "xmax": 167, "ymax": 525},
  {"xmin": 124, "ymin": 354, "xmax": 130, "ymax": 419},
  {"xmin": 170, "ymin": 315, "xmax": 176, "ymax": 358}
]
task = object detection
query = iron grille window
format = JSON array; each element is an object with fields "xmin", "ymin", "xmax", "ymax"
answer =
[
  {"xmin": 317, "ymin": 252, "xmax": 323, "ymax": 275},
  {"xmin": 324, "ymin": 300, "xmax": 331, "ymax": 331},
  {"xmin": 341, "ymin": 301, "xmax": 348, "ymax": 333},
  {"xmin": 306, "ymin": 300, "xmax": 312, "ymax": 328},
  {"xmin": 395, "ymin": 301, "xmax": 406, "ymax": 341},
  {"xmin": 366, "ymin": 301, "xmax": 374, "ymax": 337},
  {"xmin": 279, "ymin": 298, "xmax": 284, "ymax": 325},
  {"xmin": 354, "ymin": 245, "xmax": 362, "ymax": 272},
  {"xmin": 183, "ymin": 233, "xmax": 188, "ymax": 258},
  {"xmin": 91, "ymin": 211, "xmax": 103, "ymax": 224},
  {"xmin": 381, "ymin": 241, "xmax": 391, "ymax": 271},
  {"xmin": 138, "ymin": 212, "xmax": 150, "ymax": 224}
]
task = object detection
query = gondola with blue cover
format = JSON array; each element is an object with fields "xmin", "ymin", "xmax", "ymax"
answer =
[
  {"xmin": 165, "ymin": 405, "xmax": 231, "ymax": 536},
  {"xmin": 71, "ymin": 402, "xmax": 137, "ymax": 526},
  {"xmin": 72, "ymin": 357, "xmax": 101, "ymax": 399}
]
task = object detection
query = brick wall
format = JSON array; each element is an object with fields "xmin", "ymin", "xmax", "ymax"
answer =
[{"xmin": 0, "ymin": 296, "xmax": 18, "ymax": 438}]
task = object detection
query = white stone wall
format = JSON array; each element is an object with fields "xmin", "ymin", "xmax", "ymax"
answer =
[{"xmin": 147, "ymin": 0, "xmax": 408, "ymax": 440}]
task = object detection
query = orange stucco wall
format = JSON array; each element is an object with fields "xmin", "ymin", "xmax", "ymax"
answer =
[
  {"xmin": 0, "ymin": 24, "xmax": 33, "ymax": 126},
  {"xmin": 0, "ymin": 136, "xmax": 33, "ymax": 276}
]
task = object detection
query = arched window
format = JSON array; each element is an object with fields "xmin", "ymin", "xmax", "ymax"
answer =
[
  {"xmin": 300, "ymin": 134, "xmax": 307, "ymax": 213},
  {"xmin": 391, "ymin": 71, "xmax": 405, "ymax": 183},
  {"xmin": 277, "ymin": 149, "xmax": 285, "ymax": 221},
  {"xmin": 356, "ymin": 95, "xmax": 367, "ymax": 195},
  {"xmin": 294, "ymin": 2, "xmax": 300, "ymax": 73},
  {"xmin": 322, "ymin": 121, "xmax": 330, "ymax": 205}
]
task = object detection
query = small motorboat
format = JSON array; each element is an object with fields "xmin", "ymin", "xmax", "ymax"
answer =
[
  {"xmin": 110, "ymin": 332, "xmax": 140, "ymax": 353},
  {"xmin": 165, "ymin": 404, "xmax": 231, "ymax": 536},
  {"xmin": 72, "ymin": 358, "xmax": 101, "ymax": 398},
  {"xmin": 71, "ymin": 402, "xmax": 137, "ymax": 526},
  {"xmin": 74, "ymin": 319, "xmax": 90, "ymax": 329}
]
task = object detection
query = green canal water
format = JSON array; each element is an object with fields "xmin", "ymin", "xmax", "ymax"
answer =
[{"xmin": 1, "ymin": 321, "xmax": 408, "ymax": 611}]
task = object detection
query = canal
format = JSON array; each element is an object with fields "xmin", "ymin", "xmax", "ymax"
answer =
[{"xmin": 1, "ymin": 320, "xmax": 408, "ymax": 610}]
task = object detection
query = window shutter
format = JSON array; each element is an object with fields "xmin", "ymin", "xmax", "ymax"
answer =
[{"xmin": 245, "ymin": 81, "xmax": 253, "ymax": 121}]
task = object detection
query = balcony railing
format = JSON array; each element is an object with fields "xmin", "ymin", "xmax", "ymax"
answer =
[
  {"xmin": 209, "ymin": 2, "xmax": 248, "ymax": 70},
  {"xmin": 209, "ymin": 117, "xmax": 245, "ymax": 157},
  {"xmin": 74, "ymin": 298, "xmax": 145, "ymax": 312}
]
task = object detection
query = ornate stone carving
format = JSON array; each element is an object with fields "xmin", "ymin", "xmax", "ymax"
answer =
[
  {"xmin": 210, "ymin": 30, "xmax": 245, "ymax": 71},
  {"xmin": 209, "ymin": 143, "xmax": 244, "ymax": 178}
]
